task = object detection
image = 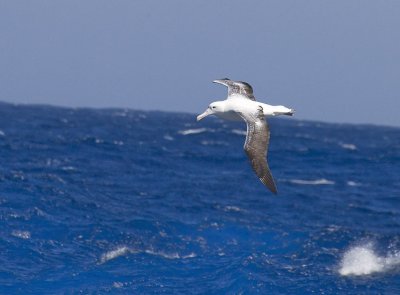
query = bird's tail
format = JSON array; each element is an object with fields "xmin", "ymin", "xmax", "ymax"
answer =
[
  {"xmin": 284, "ymin": 108, "xmax": 295, "ymax": 116},
  {"xmin": 273, "ymin": 106, "xmax": 295, "ymax": 116}
]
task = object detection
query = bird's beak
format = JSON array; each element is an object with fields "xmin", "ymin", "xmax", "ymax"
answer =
[
  {"xmin": 213, "ymin": 79, "xmax": 228, "ymax": 86},
  {"xmin": 197, "ymin": 108, "xmax": 212, "ymax": 121}
]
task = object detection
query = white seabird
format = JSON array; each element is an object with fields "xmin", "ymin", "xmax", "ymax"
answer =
[{"xmin": 197, "ymin": 78, "xmax": 294, "ymax": 194}]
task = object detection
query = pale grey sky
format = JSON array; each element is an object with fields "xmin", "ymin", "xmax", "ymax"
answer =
[{"xmin": 1, "ymin": 1, "xmax": 399, "ymax": 126}]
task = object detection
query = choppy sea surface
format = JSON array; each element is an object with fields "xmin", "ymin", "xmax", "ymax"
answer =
[{"xmin": 0, "ymin": 102, "xmax": 400, "ymax": 294}]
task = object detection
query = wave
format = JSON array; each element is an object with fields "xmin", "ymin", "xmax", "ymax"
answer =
[
  {"xmin": 200, "ymin": 140, "xmax": 228, "ymax": 146},
  {"xmin": 223, "ymin": 205, "xmax": 242, "ymax": 212},
  {"xmin": 178, "ymin": 128, "xmax": 211, "ymax": 135},
  {"xmin": 113, "ymin": 140, "xmax": 124, "ymax": 146},
  {"xmin": 290, "ymin": 178, "xmax": 335, "ymax": 185},
  {"xmin": 178, "ymin": 128, "xmax": 208, "ymax": 135},
  {"xmin": 231, "ymin": 129, "xmax": 246, "ymax": 136},
  {"xmin": 340, "ymin": 143, "xmax": 357, "ymax": 150},
  {"xmin": 62, "ymin": 166, "xmax": 77, "ymax": 171},
  {"xmin": 347, "ymin": 181, "xmax": 361, "ymax": 187},
  {"xmin": 0, "ymin": 130, "xmax": 5, "ymax": 136},
  {"xmin": 144, "ymin": 249, "xmax": 196, "ymax": 260},
  {"xmin": 163, "ymin": 134, "xmax": 174, "ymax": 141},
  {"xmin": 11, "ymin": 230, "xmax": 31, "ymax": 239},
  {"xmin": 100, "ymin": 246, "xmax": 130, "ymax": 263},
  {"xmin": 339, "ymin": 243, "xmax": 400, "ymax": 276},
  {"xmin": 99, "ymin": 246, "xmax": 196, "ymax": 264}
]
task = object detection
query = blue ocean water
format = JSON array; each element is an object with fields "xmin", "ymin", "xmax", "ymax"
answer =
[{"xmin": 0, "ymin": 102, "xmax": 400, "ymax": 294}]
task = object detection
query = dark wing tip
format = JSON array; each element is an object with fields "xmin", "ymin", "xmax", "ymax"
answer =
[
  {"xmin": 260, "ymin": 175, "xmax": 278, "ymax": 194},
  {"xmin": 238, "ymin": 81, "xmax": 254, "ymax": 93}
]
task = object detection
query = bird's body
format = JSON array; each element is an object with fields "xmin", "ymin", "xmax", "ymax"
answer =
[{"xmin": 197, "ymin": 78, "xmax": 294, "ymax": 194}]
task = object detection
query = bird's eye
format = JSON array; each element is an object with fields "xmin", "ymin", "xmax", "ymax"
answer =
[{"xmin": 212, "ymin": 106, "xmax": 216, "ymax": 109}]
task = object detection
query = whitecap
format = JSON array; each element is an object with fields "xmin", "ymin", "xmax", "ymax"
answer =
[
  {"xmin": 200, "ymin": 140, "xmax": 228, "ymax": 146},
  {"xmin": 224, "ymin": 206, "xmax": 242, "ymax": 212},
  {"xmin": 11, "ymin": 230, "xmax": 31, "ymax": 239},
  {"xmin": 144, "ymin": 249, "xmax": 196, "ymax": 260},
  {"xmin": 100, "ymin": 246, "xmax": 196, "ymax": 263},
  {"xmin": 347, "ymin": 181, "xmax": 361, "ymax": 187},
  {"xmin": 339, "ymin": 243, "xmax": 400, "ymax": 276},
  {"xmin": 163, "ymin": 135, "xmax": 174, "ymax": 141},
  {"xmin": 113, "ymin": 282, "xmax": 124, "ymax": 288},
  {"xmin": 178, "ymin": 128, "xmax": 207, "ymax": 135},
  {"xmin": 62, "ymin": 166, "xmax": 76, "ymax": 171},
  {"xmin": 100, "ymin": 246, "xmax": 130, "ymax": 263},
  {"xmin": 340, "ymin": 143, "xmax": 357, "ymax": 150},
  {"xmin": 0, "ymin": 130, "xmax": 5, "ymax": 136},
  {"xmin": 231, "ymin": 129, "xmax": 246, "ymax": 136},
  {"xmin": 290, "ymin": 178, "xmax": 335, "ymax": 185}
]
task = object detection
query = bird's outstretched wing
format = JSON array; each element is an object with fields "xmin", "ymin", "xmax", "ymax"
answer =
[
  {"xmin": 213, "ymin": 78, "xmax": 256, "ymax": 101},
  {"xmin": 239, "ymin": 106, "xmax": 277, "ymax": 194}
]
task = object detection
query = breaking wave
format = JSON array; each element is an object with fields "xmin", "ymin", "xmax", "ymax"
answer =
[
  {"xmin": 231, "ymin": 129, "xmax": 246, "ymax": 136},
  {"xmin": 339, "ymin": 243, "xmax": 400, "ymax": 276},
  {"xmin": 340, "ymin": 143, "xmax": 357, "ymax": 150},
  {"xmin": 347, "ymin": 181, "xmax": 361, "ymax": 186},
  {"xmin": 290, "ymin": 178, "xmax": 335, "ymax": 185},
  {"xmin": 11, "ymin": 230, "xmax": 31, "ymax": 239},
  {"xmin": 178, "ymin": 128, "xmax": 208, "ymax": 135},
  {"xmin": 99, "ymin": 246, "xmax": 196, "ymax": 264}
]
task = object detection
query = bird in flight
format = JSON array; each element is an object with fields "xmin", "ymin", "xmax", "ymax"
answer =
[{"xmin": 197, "ymin": 78, "xmax": 294, "ymax": 194}]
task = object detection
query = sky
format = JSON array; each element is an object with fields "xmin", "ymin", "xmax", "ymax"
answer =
[{"xmin": 1, "ymin": 1, "xmax": 399, "ymax": 126}]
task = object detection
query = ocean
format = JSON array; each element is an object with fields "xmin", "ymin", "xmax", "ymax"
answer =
[{"xmin": 0, "ymin": 102, "xmax": 399, "ymax": 294}]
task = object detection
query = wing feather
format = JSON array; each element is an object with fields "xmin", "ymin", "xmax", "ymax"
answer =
[
  {"xmin": 214, "ymin": 79, "xmax": 256, "ymax": 101},
  {"xmin": 239, "ymin": 107, "xmax": 277, "ymax": 194}
]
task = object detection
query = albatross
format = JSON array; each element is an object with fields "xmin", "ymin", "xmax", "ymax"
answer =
[{"xmin": 197, "ymin": 78, "xmax": 294, "ymax": 194}]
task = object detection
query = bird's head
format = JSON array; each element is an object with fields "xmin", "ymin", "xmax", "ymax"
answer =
[{"xmin": 197, "ymin": 101, "xmax": 224, "ymax": 121}]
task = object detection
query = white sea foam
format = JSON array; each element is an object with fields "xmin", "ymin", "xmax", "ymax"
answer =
[
  {"xmin": 178, "ymin": 128, "xmax": 207, "ymax": 135},
  {"xmin": 144, "ymin": 249, "xmax": 196, "ymax": 259},
  {"xmin": 163, "ymin": 134, "xmax": 174, "ymax": 141},
  {"xmin": 200, "ymin": 140, "xmax": 228, "ymax": 146},
  {"xmin": 224, "ymin": 206, "xmax": 242, "ymax": 212},
  {"xmin": 100, "ymin": 246, "xmax": 130, "ymax": 263},
  {"xmin": 231, "ymin": 129, "xmax": 246, "ymax": 136},
  {"xmin": 0, "ymin": 130, "xmax": 5, "ymax": 136},
  {"xmin": 100, "ymin": 246, "xmax": 196, "ymax": 264},
  {"xmin": 113, "ymin": 140, "xmax": 124, "ymax": 146},
  {"xmin": 113, "ymin": 282, "xmax": 124, "ymax": 288},
  {"xmin": 290, "ymin": 178, "xmax": 335, "ymax": 185},
  {"xmin": 11, "ymin": 230, "xmax": 31, "ymax": 239},
  {"xmin": 340, "ymin": 143, "xmax": 357, "ymax": 150},
  {"xmin": 339, "ymin": 243, "xmax": 400, "ymax": 276},
  {"xmin": 347, "ymin": 181, "xmax": 361, "ymax": 187},
  {"xmin": 62, "ymin": 166, "xmax": 76, "ymax": 171}
]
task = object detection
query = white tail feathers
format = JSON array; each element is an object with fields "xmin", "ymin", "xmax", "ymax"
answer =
[{"xmin": 272, "ymin": 105, "xmax": 295, "ymax": 116}]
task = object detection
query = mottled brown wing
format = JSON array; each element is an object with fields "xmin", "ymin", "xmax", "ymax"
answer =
[
  {"xmin": 214, "ymin": 79, "xmax": 256, "ymax": 101},
  {"xmin": 240, "ymin": 107, "xmax": 277, "ymax": 194},
  {"xmin": 237, "ymin": 81, "xmax": 256, "ymax": 100}
]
